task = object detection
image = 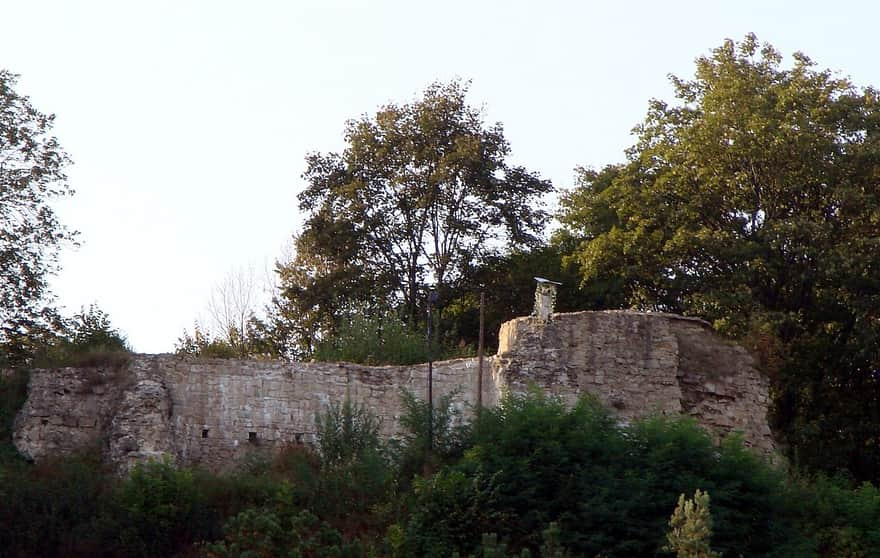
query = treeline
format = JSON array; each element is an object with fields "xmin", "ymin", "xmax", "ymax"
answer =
[{"xmin": 1, "ymin": 387, "xmax": 879, "ymax": 558}]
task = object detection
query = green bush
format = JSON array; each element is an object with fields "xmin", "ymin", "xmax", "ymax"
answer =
[
  {"xmin": 32, "ymin": 304, "xmax": 131, "ymax": 368},
  {"xmin": 664, "ymin": 490, "xmax": 720, "ymax": 558},
  {"xmin": 312, "ymin": 400, "xmax": 394, "ymax": 539},
  {"xmin": 313, "ymin": 310, "xmax": 430, "ymax": 365},
  {"xmin": 315, "ymin": 399, "xmax": 383, "ymax": 467},
  {"xmin": 404, "ymin": 469, "xmax": 506, "ymax": 558},
  {"xmin": 202, "ymin": 483, "xmax": 362, "ymax": 558},
  {"xmin": 107, "ymin": 459, "xmax": 213, "ymax": 558},
  {"xmin": 175, "ymin": 324, "xmax": 241, "ymax": 359},
  {"xmin": 391, "ymin": 390, "xmax": 470, "ymax": 485},
  {"xmin": 794, "ymin": 474, "xmax": 880, "ymax": 557},
  {"xmin": 4, "ymin": 384, "xmax": 880, "ymax": 557},
  {"xmin": 404, "ymin": 390, "xmax": 809, "ymax": 558},
  {"xmin": 0, "ymin": 451, "xmax": 109, "ymax": 558}
]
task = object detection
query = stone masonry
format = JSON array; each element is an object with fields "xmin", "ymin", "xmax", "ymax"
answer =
[{"xmin": 13, "ymin": 311, "xmax": 775, "ymax": 473}]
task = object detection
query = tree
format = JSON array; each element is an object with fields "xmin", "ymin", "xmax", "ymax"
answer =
[
  {"xmin": 557, "ymin": 35, "xmax": 880, "ymax": 480},
  {"xmin": 0, "ymin": 70, "xmax": 76, "ymax": 365},
  {"xmin": 176, "ymin": 267, "xmax": 278, "ymax": 359},
  {"xmin": 274, "ymin": 81, "xmax": 552, "ymax": 354},
  {"xmin": 268, "ymin": 230, "xmax": 387, "ymax": 359},
  {"xmin": 664, "ymin": 490, "xmax": 720, "ymax": 558}
]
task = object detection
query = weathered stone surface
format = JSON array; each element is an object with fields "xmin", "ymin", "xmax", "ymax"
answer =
[
  {"xmin": 13, "ymin": 365, "xmax": 128, "ymax": 461},
  {"xmin": 13, "ymin": 311, "xmax": 775, "ymax": 472}
]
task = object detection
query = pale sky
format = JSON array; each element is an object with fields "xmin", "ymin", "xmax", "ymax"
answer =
[{"xmin": 1, "ymin": 1, "xmax": 875, "ymax": 352}]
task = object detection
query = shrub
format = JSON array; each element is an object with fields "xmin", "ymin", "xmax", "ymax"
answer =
[
  {"xmin": 391, "ymin": 390, "xmax": 470, "ymax": 484},
  {"xmin": 313, "ymin": 310, "xmax": 430, "ymax": 365},
  {"xmin": 315, "ymin": 399, "xmax": 383, "ymax": 467},
  {"xmin": 405, "ymin": 390, "xmax": 806, "ymax": 558},
  {"xmin": 0, "ymin": 450, "xmax": 108, "ymax": 558},
  {"xmin": 202, "ymin": 483, "xmax": 362, "ymax": 558},
  {"xmin": 175, "ymin": 324, "xmax": 241, "ymax": 359},
  {"xmin": 795, "ymin": 474, "xmax": 880, "ymax": 557},
  {"xmin": 312, "ymin": 400, "xmax": 394, "ymax": 539},
  {"xmin": 32, "ymin": 304, "xmax": 131, "ymax": 368},
  {"xmin": 107, "ymin": 459, "xmax": 213, "ymax": 558},
  {"xmin": 664, "ymin": 490, "xmax": 720, "ymax": 558},
  {"xmin": 0, "ymin": 369, "xmax": 29, "ymax": 465}
]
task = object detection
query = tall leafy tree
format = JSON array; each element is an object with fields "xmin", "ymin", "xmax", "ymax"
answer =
[
  {"xmin": 558, "ymin": 35, "xmax": 880, "ymax": 480},
  {"xmin": 274, "ymin": 81, "xmax": 552, "ymax": 354},
  {"xmin": 0, "ymin": 70, "xmax": 76, "ymax": 365}
]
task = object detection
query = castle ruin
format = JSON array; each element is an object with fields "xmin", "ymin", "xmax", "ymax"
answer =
[{"xmin": 12, "ymin": 311, "xmax": 775, "ymax": 473}]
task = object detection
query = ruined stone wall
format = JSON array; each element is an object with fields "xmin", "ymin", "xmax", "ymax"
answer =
[
  {"xmin": 13, "ymin": 311, "xmax": 775, "ymax": 472},
  {"xmin": 15, "ymin": 356, "xmax": 479, "ymax": 473}
]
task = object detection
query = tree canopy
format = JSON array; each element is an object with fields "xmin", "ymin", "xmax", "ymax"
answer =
[
  {"xmin": 0, "ymin": 70, "xmax": 76, "ymax": 365},
  {"xmin": 272, "ymin": 81, "xmax": 552, "ymax": 357},
  {"xmin": 557, "ymin": 34, "xmax": 880, "ymax": 480}
]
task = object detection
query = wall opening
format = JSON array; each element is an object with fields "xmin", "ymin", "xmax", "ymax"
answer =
[
  {"xmin": 202, "ymin": 428, "xmax": 209, "ymax": 438},
  {"xmin": 248, "ymin": 431, "xmax": 258, "ymax": 444}
]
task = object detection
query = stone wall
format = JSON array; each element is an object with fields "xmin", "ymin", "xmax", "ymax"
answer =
[
  {"xmin": 13, "ymin": 311, "xmax": 775, "ymax": 472},
  {"xmin": 14, "ymin": 355, "xmax": 478, "ymax": 473}
]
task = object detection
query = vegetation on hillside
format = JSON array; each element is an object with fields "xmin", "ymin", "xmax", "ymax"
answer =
[{"xmin": 1, "ymin": 389, "xmax": 879, "ymax": 557}]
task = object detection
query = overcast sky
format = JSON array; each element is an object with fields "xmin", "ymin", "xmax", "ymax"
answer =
[{"xmin": 1, "ymin": 0, "xmax": 876, "ymax": 352}]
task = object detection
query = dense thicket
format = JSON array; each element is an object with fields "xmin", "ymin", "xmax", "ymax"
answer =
[{"xmin": 2, "ymin": 388, "xmax": 879, "ymax": 557}]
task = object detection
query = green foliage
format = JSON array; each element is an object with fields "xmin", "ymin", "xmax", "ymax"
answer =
[
  {"xmin": 202, "ymin": 484, "xmax": 362, "ymax": 558},
  {"xmin": 176, "ymin": 318, "xmax": 277, "ymax": 360},
  {"xmin": 452, "ymin": 526, "xmax": 568, "ymax": 558},
  {"xmin": 664, "ymin": 490, "xmax": 720, "ymax": 558},
  {"xmin": 391, "ymin": 390, "xmax": 470, "ymax": 489},
  {"xmin": 0, "ymin": 451, "xmax": 108, "ymax": 558},
  {"xmin": 312, "ymin": 310, "xmax": 431, "ymax": 365},
  {"xmin": 176, "ymin": 322, "xmax": 241, "ymax": 359},
  {"xmin": 312, "ymin": 400, "xmax": 394, "ymax": 538},
  {"xmin": 439, "ymin": 246, "xmax": 600, "ymax": 351},
  {"xmin": 793, "ymin": 474, "xmax": 880, "ymax": 557},
  {"xmin": 5, "ymin": 387, "xmax": 880, "ymax": 556},
  {"xmin": 0, "ymin": 70, "xmax": 77, "ymax": 366},
  {"xmin": 403, "ymin": 468, "xmax": 506, "ymax": 558},
  {"xmin": 472, "ymin": 533, "xmax": 515, "ymax": 558},
  {"xmin": 315, "ymin": 399, "xmax": 383, "ymax": 468},
  {"xmin": 556, "ymin": 34, "xmax": 880, "ymax": 481},
  {"xmin": 538, "ymin": 523, "xmax": 569, "ymax": 558},
  {"xmin": 109, "ymin": 459, "xmax": 212, "ymax": 558},
  {"xmin": 32, "ymin": 304, "xmax": 131, "ymax": 368},
  {"xmin": 271, "ymin": 80, "xmax": 553, "ymax": 356},
  {"xmin": 405, "ymin": 390, "xmax": 806, "ymax": 557}
]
